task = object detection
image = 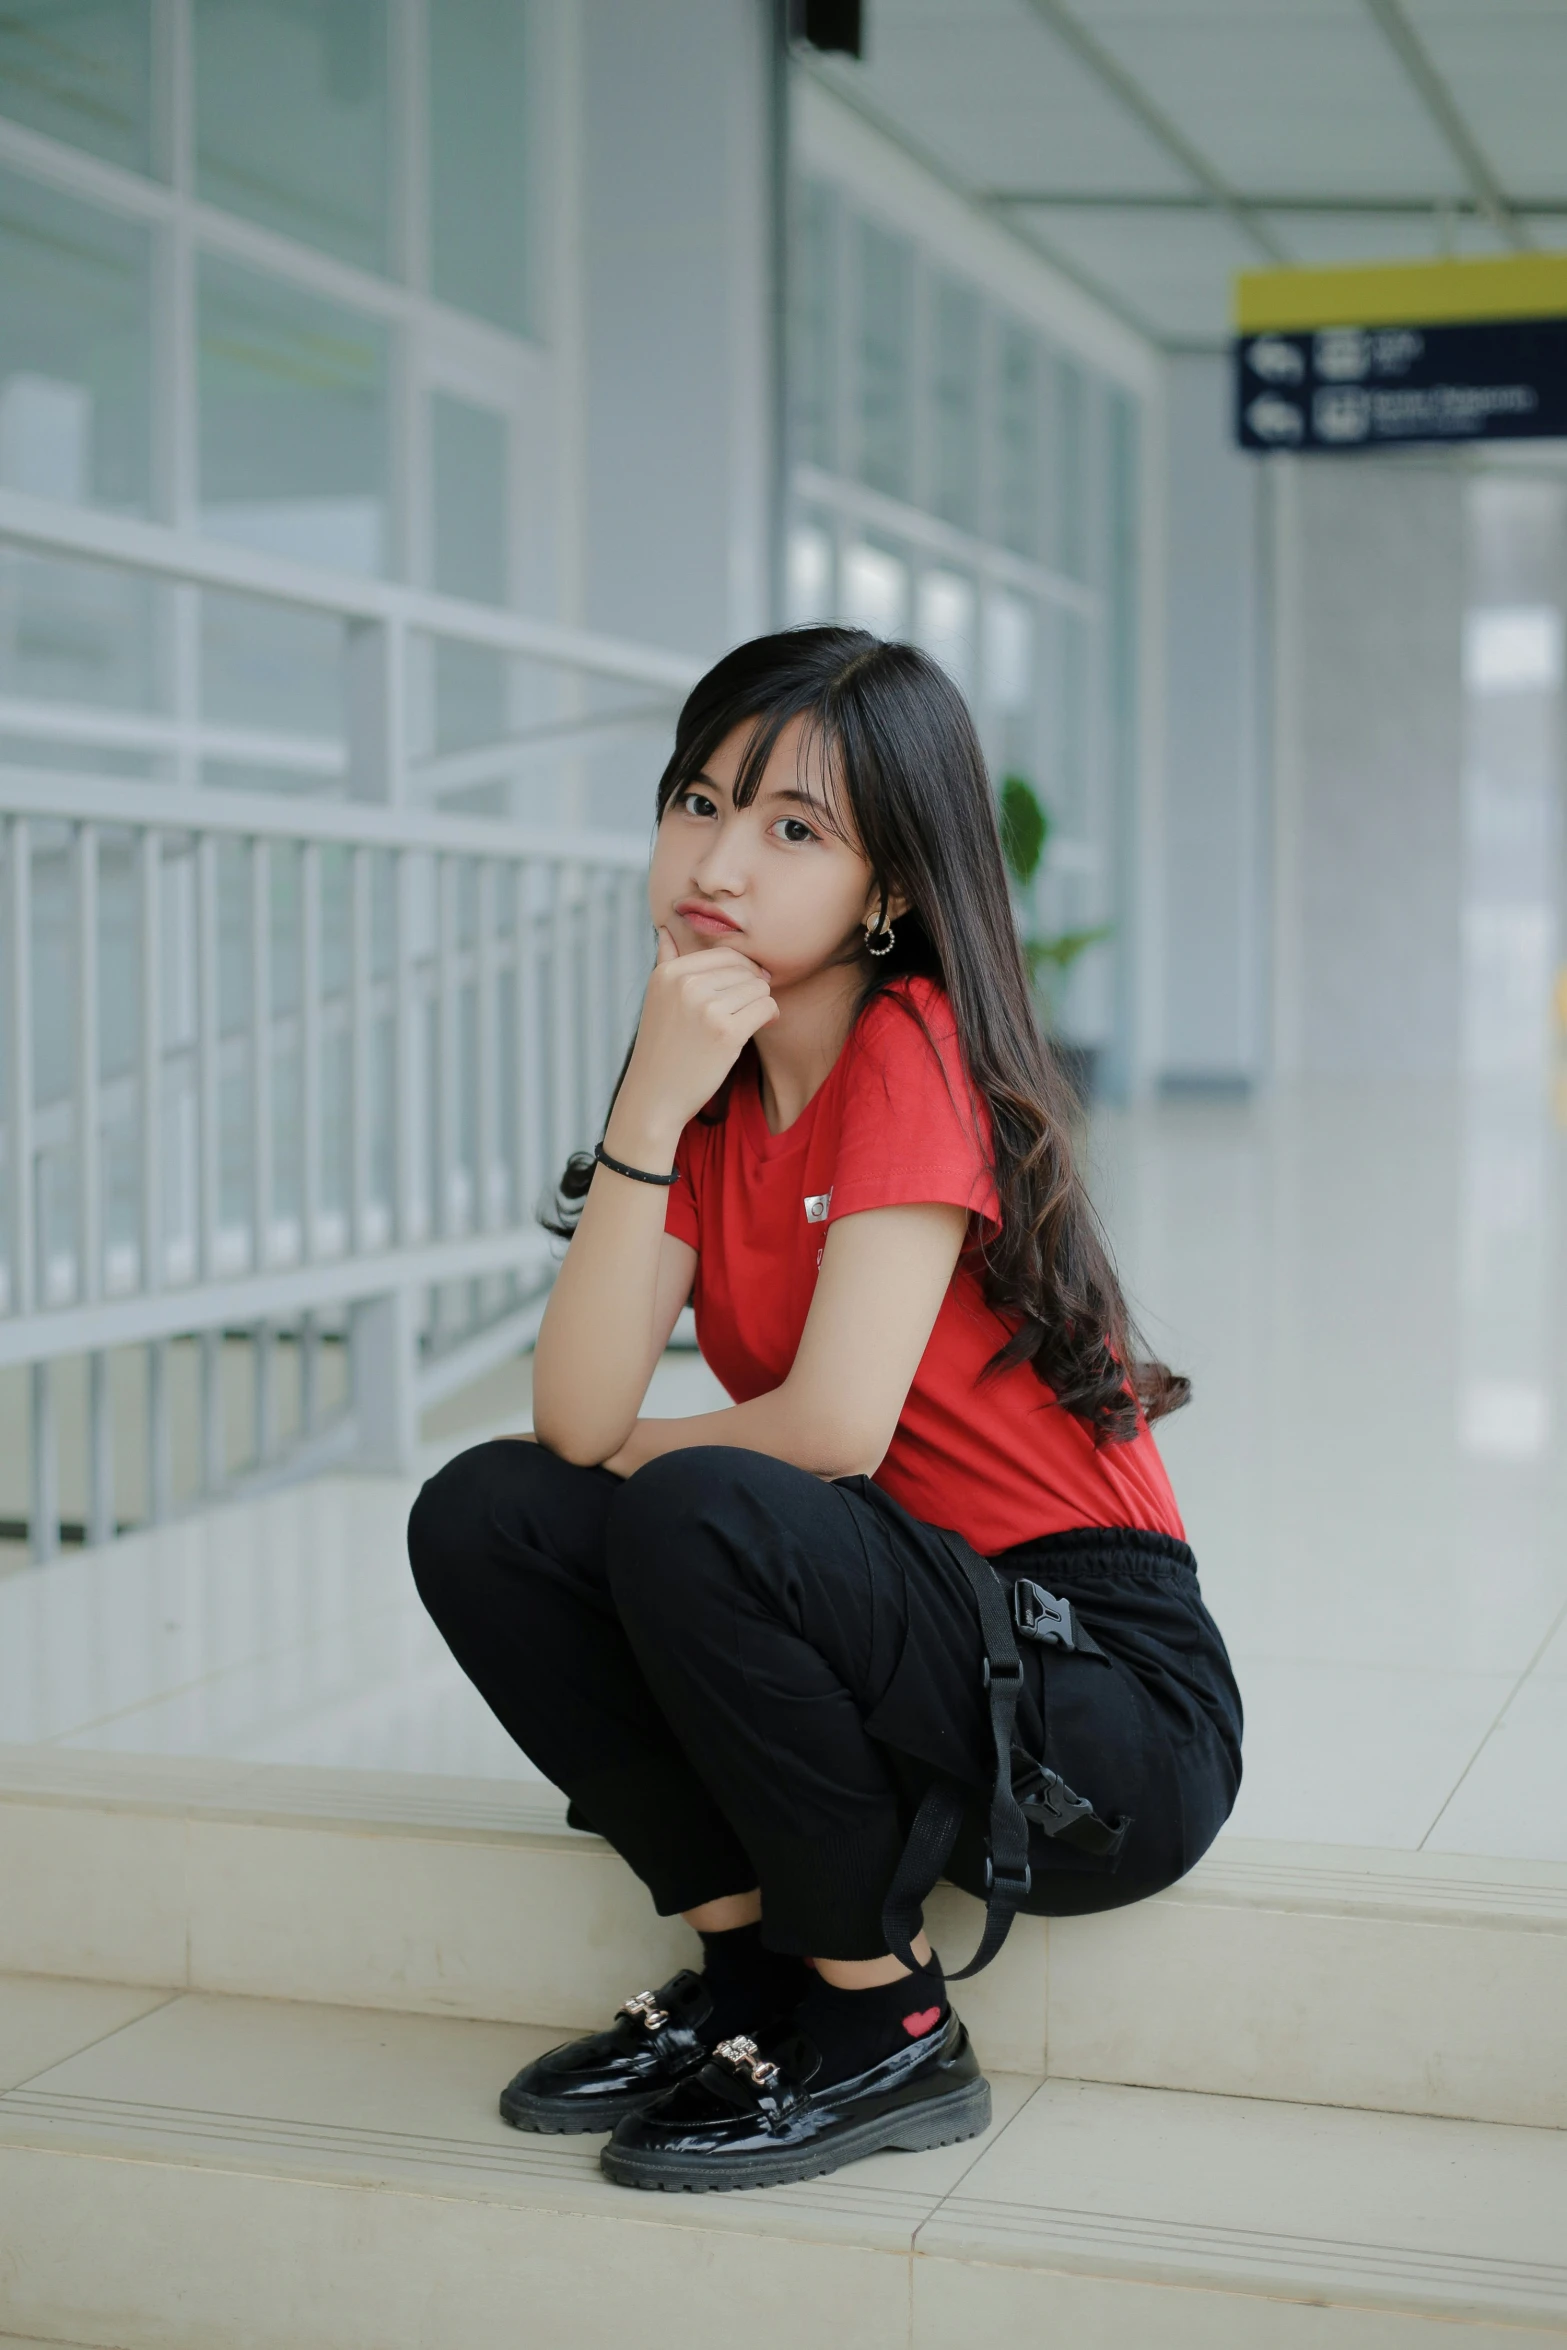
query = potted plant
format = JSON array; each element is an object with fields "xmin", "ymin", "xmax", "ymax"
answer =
[{"xmin": 997, "ymin": 773, "xmax": 1110, "ymax": 1105}]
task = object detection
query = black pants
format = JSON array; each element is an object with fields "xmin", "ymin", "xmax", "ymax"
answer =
[{"xmin": 408, "ymin": 1441, "xmax": 1243, "ymax": 1960}]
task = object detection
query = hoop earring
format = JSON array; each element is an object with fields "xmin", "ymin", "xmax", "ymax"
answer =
[{"xmin": 864, "ymin": 920, "xmax": 895, "ymax": 957}]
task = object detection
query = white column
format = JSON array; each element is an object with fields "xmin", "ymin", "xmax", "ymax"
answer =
[
  {"xmin": 577, "ymin": 0, "xmax": 777, "ymax": 666},
  {"xmin": 351, "ymin": 1287, "xmax": 420, "ymax": 1473}
]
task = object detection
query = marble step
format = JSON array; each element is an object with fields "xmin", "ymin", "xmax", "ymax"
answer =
[
  {"xmin": 2, "ymin": 1746, "xmax": 1566, "ymax": 2128},
  {"xmin": 0, "ymin": 1973, "xmax": 1563, "ymax": 2350}
]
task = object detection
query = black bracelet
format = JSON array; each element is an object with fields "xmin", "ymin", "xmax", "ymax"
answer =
[{"xmin": 593, "ymin": 1140, "xmax": 678, "ymax": 1187}]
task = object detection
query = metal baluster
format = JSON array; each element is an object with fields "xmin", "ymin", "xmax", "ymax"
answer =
[
  {"xmin": 139, "ymin": 830, "xmax": 162, "ymax": 1296},
  {"xmin": 623, "ymin": 869, "xmax": 650, "ymax": 1051},
  {"xmin": 194, "ymin": 832, "xmax": 219, "ymax": 1282},
  {"xmin": 611, "ymin": 870, "xmax": 634, "ymax": 1080},
  {"xmin": 550, "ymin": 861, "xmax": 579, "ymax": 1166},
  {"xmin": 300, "ymin": 840, "xmax": 322, "ymax": 1261},
  {"xmin": 6, "ymin": 817, "xmax": 35, "ymax": 1317},
  {"xmin": 348, "ymin": 846, "xmax": 372, "ymax": 1253},
  {"xmin": 249, "ymin": 839, "xmax": 272, "ymax": 1271},
  {"xmin": 392, "ymin": 849, "xmax": 418, "ymax": 1244},
  {"xmin": 73, "ymin": 822, "xmax": 101, "ymax": 1305},
  {"xmin": 300, "ymin": 1309, "xmax": 321, "ymax": 1437},
  {"xmin": 436, "ymin": 855, "xmax": 460, "ymax": 1236},
  {"xmin": 515, "ymin": 859, "xmax": 545, "ymax": 1228},
  {"xmin": 199, "ymin": 1325, "xmax": 225, "ymax": 1496},
  {"xmin": 146, "ymin": 1338, "xmax": 170, "ymax": 1526},
  {"xmin": 476, "ymin": 860, "xmax": 500, "ymax": 1230},
  {"xmin": 253, "ymin": 1320, "xmax": 276, "ymax": 1465},
  {"xmin": 583, "ymin": 865, "xmax": 609, "ymax": 1137},
  {"xmin": 86, "ymin": 1348, "xmax": 114, "ymax": 1547},
  {"xmin": 29, "ymin": 1359, "xmax": 58, "ymax": 1562}
]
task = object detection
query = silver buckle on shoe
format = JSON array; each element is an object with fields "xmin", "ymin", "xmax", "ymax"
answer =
[
  {"xmin": 617, "ymin": 1989, "xmax": 669, "ymax": 2031},
  {"xmin": 714, "ymin": 2034, "xmax": 779, "ymax": 2087}
]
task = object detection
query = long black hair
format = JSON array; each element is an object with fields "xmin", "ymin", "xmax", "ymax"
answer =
[{"xmin": 553, "ymin": 625, "xmax": 1187, "ymax": 1441}]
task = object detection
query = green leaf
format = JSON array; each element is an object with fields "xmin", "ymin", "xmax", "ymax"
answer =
[
  {"xmin": 999, "ymin": 774, "xmax": 1047, "ymax": 887},
  {"xmin": 1023, "ymin": 924, "xmax": 1112, "ymax": 975}
]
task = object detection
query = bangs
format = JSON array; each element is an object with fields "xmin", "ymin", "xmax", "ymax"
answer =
[{"xmin": 660, "ymin": 695, "xmax": 857, "ymax": 846}]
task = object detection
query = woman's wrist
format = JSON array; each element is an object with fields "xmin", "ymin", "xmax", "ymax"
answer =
[{"xmin": 602, "ymin": 1098, "xmax": 681, "ymax": 1175}]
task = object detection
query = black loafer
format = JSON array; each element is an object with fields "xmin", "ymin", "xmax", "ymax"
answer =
[
  {"xmin": 599, "ymin": 2010, "xmax": 991, "ymax": 2191},
  {"xmin": 500, "ymin": 1968, "xmax": 718, "ymax": 2134}
]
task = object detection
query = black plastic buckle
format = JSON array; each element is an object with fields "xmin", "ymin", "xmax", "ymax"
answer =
[
  {"xmin": 1012, "ymin": 1759, "xmax": 1096, "ymax": 1836},
  {"xmin": 983, "ymin": 1856, "xmax": 1033, "ymax": 1898},
  {"xmin": 1012, "ymin": 1579, "xmax": 1076, "ymax": 1648},
  {"xmin": 981, "ymin": 1654, "xmax": 1024, "ymax": 1690}
]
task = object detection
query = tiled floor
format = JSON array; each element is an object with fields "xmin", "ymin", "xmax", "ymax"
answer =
[{"xmin": 2, "ymin": 1079, "xmax": 1564, "ymax": 1860}]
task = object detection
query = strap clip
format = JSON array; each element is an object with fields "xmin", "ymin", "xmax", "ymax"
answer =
[
  {"xmin": 981, "ymin": 1653, "xmax": 1023, "ymax": 1688},
  {"xmin": 1012, "ymin": 1579, "xmax": 1076, "ymax": 1647},
  {"xmin": 983, "ymin": 1855, "xmax": 1033, "ymax": 1899}
]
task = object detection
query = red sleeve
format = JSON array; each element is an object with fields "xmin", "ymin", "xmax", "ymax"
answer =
[
  {"xmin": 827, "ymin": 981, "xmax": 1000, "ymax": 1231},
  {"xmin": 663, "ymin": 1124, "xmax": 701, "ymax": 1251}
]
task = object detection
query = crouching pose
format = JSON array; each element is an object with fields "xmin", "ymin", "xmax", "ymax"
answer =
[{"xmin": 409, "ymin": 626, "xmax": 1242, "ymax": 2193}]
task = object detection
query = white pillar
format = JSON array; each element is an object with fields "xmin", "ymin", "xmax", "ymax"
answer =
[
  {"xmin": 352, "ymin": 1287, "xmax": 421, "ymax": 1473},
  {"xmin": 576, "ymin": 0, "xmax": 777, "ymax": 667},
  {"xmin": 1158, "ymin": 353, "xmax": 1271, "ymax": 1092}
]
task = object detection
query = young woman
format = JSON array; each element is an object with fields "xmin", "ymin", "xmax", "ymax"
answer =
[{"xmin": 409, "ymin": 626, "xmax": 1242, "ymax": 2194}]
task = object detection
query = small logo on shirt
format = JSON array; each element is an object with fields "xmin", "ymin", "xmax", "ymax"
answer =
[{"xmin": 804, "ymin": 1191, "xmax": 832, "ymax": 1223}]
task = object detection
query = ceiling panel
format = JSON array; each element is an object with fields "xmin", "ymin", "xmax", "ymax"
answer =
[
  {"xmin": 811, "ymin": 0, "xmax": 1567, "ymax": 348},
  {"xmin": 1061, "ymin": 0, "xmax": 1468, "ymax": 198},
  {"xmin": 1254, "ymin": 210, "xmax": 1512, "ymax": 265},
  {"xmin": 1404, "ymin": 2, "xmax": 1567, "ymax": 201},
  {"xmin": 1012, "ymin": 202, "xmax": 1261, "ymax": 341},
  {"xmin": 815, "ymin": 3, "xmax": 1194, "ymax": 197}
]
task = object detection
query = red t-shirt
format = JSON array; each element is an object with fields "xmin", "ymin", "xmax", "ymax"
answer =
[{"xmin": 663, "ymin": 975, "xmax": 1184, "ymax": 1557}]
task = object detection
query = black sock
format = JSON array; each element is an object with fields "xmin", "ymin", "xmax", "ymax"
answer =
[
  {"xmin": 697, "ymin": 1922, "xmax": 810, "ymax": 2041},
  {"xmin": 792, "ymin": 1953, "xmax": 949, "ymax": 2090}
]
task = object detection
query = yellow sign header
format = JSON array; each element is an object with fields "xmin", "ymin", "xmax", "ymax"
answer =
[{"xmin": 1235, "ymin": 252, "xmax": 1567, "ymax": 336}]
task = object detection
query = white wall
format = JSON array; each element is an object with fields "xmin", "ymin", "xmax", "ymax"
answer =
[
  {"xmin": 1274, "ymin": 458, "xmax": 1466, "ymax": 1080},
  {"xmin": 1158, "ymin": 354, "xmax": 1268, "ymax": 1088},
  {"xmin": 1159, "ymin": 388, "xmax": 1477, "ymax": 1089}
]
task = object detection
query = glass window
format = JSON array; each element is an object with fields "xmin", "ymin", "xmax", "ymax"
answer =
[
  {"xmin": 1054, "ymin": 356, "xmax": 1089, "ymax": 580},
  {"xmin": 0, "ymin": 167, "xmax": 152, "ymax": 513},
  {"xmin": 195, "ymin": 0, "xmax": 390, "ymax": 274},
  {"xmin": 1055, "ymin": 606, "xmax": 1091, "ymax": 838},
  {"xmin": 984, "ymin": 590, "xmax": 1033, "ymax": 713},
  {"xmin": 0, "ymin": 549, "xmax": 163, "ymax": 727},
  {"xmin": 201, "ymin": 589, "xmax": 345, "ymax": 748},
  {"xmin": 430, "ymin": 0, "xmax": 531, "ymax": 336},
  {"xmin": 930, "ymin": 276, "xmax": 980, "ymax": 533},
  {"xmin": 431, "ymin": 392, "xmax": 509, "ymax": 764},
  {"xmin": 432, "ymin": 392, "xmax": 508, "ymax": 604},
  {"xmin": 791, "ymin": 179, "xmax": 838, "ymax": 474},
  {"xmin": 786, "ymin": 523, "xmax": 834, "ymax": 625},
  {"xmin": 198, "ymin": 257, "xmax": 391, "ymax": 575},
  {"xmin": 842, "ymin": 540, "xmax": 908, "ymax": 639},
  {"xmin": 996, "ymin": 320, "xmax": 1038, "ymax": 558},
  {"xmin": 0, "ymin": 2, "xmax": 153, "ymax": 175},
  {"xmin": 855, "ymin": 219, "xmax": 913, "ymax": 503},
  {"xmin": 1106, "ymin": 385, "xmax": 1139, "ymax": 789},
  {"xmin": 915, "ymin": 568, "xmax": 975, "ymax": 695}
]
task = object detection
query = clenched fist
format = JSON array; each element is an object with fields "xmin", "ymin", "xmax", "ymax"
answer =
[{"xmin": 603, "ymin": 926, "xmax": 778, "ymax": 1166}]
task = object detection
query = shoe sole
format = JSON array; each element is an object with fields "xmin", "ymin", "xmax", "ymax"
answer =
[
  {"xmin": 500, "ymin": 2085, "xmax": 666, "ymax": 2135},
  {"xmin": 598, "ymin": 2074, "xmax": 992, "ymax": 2192}
]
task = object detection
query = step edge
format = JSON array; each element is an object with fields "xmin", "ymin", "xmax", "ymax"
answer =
[
  {"xmin": 4, "ymin": 1751, "xmax": 1564, "ymax": 1926},
  {"xmin": 0, "ymin": 2103, "xmax": 1562, "ymax": 2331}
]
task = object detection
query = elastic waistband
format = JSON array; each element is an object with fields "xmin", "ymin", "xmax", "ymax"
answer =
[{"xmin": 987, "ymin": 1525, "xmax": 1197, "ymax": 1583}]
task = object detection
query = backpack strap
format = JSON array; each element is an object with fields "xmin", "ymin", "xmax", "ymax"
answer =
[{"xmin": 880, "ymin": 1533, "xmax": 1127, "ymax": 1980}]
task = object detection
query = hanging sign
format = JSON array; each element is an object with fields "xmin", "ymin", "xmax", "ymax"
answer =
[{"xmin": 1234, "ymin": 253, "xmax": 1567, "ymax": 453}]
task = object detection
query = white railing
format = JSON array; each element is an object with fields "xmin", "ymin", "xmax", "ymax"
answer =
[{"xmin": 0, "ymin": 495, "xmax": 693, "ymax": 1557}]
